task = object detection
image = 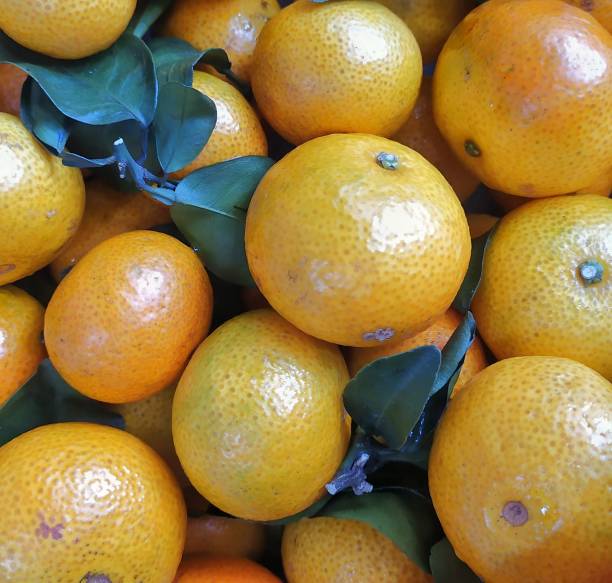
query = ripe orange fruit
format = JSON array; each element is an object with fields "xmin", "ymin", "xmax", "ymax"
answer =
[
  {"xmin": 466, "ymin": 213, "xmax": 498, "ymax": 238},
  {"xmin": 246, "ymin": 133, "xmax": 471, "ymax": 347},
  {"xmin": 49, "ymin": 180, "xmax": 171, "ymax": 281},
  {"xmin": 163, "ymin": 0, "xmax": 281, "ymax": 82},
  {"xmin": 565, "ymin": 0, "xmax": 612, "ymax": 31},
  {"xmin": 429, "ymin": 356, "xmax": 612, "ymax": 583},
  {"xmin": 392, "ymin": 76, "xmax": 479, "ymax": 201},
  {"xmin": 0, "ymin": 0, "xmax": 137, "ymax": 59},
  {"xmin": 45, "ymin": 230, "xmax": 213, "ymax": 403},
  {"xmin": 0, "ymin": 422, "xmax": 186, "ymax": 583},
  {"xmin": 0, "ymin": 285, "xmax": 45, "ymax": 405},
  {"xmin": 348, "ymin": 309, "xmax": 487, "ymax": 394},
  {"xmin": 173, "ymin": 309, "xmax": 350, "ymax": 521},
  {"xmin": 184, "ymin": 515, "xmax": 266, "ymax": 559},
  {"xmin": 174, "ymin": 556, "xmax": 281, "ymax": 583},
  {"xmin": 473, "ymin": 195, "xmax": 612, "ymax": 379},
  {"xmin": 377, "ymin": 0, "xmax": 476, "ymax": 64},
  {"xmin": 433, "ymin": 0, "xmax": 612, "ymax": 197},
  {"xmin": 251, "ymin": 0, "xmax": 422, "ymax": 145},
  {"xmin": 283, "ymin": 517, "xmax": 432, "ymax": 583},
  {"xmin": 0, "ymin": 113, "xmax": 85, "ymax": 286},
  {"xmin": 172, "ymin": 71, "xmax": 268, "ymax": 180},
  {"xmin": 0, "ymin": 64, "xmax": 27, "ymax": 116}
]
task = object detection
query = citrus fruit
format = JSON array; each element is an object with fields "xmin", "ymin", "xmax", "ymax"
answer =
[
  {"xmin": 473, "ymin": 195, "xmax": 612, "ymax": 379},
  {"xmin": 0, "ymin": 285, "xmax": 45, "ymax": 405},
  {"xmin": 0, "ymin": 0, "xmax": 137, "ymax": 59},
  {"xmin": 348, "ymin": 309, "xmax": 487, "ymax": 394},
  {"xmin": 429, "ymin": 356, "xmax": 612, "ymax": 583},
  {"xmin": 49, "ymin": 179, "xmax": 171, "ymax": 281},
  {"xmin": 565, "ymin": 0, "xmax": 612, "ymax": 31},
  {"xmin": 282, "ymin": 516, "xmax": 432, "ymax": 583},
  {"xmin": 112, "ymin": 384, "xmax": 188, "ymax": 485},
  {"xmin": 45, "ymin": 230, "xmax": 213, "ymax": 403},
  {"xmin": 433, "ymin": 0, "xmax": 612, "ymax": 197},
  {"xmin": 246, "ymin": 133, "xmax": 471, "ymax": 347},
  {"xmin": 173, "ymin": 309, "xmax": 350, "ymax": 521},
  {"xmin": 0, "ymin": 113, "xmax": 85, "ymax": 286},
  {"xmin": 184, "ymin": 515, "xmax": 266, "ymax": 559},
  {"xmin": 251, "ymin": 0, "xmax": 422, "ymax": 145},
  {"xmin": 0, "ymin": 422, "xmax": 186, "ymax": 583},
  {"xmin": 174, "ymin": 556, "xmax": 281, "ymax": 583},
  {"xmin": 392, "ymin": 76, "xmax": 479, "ymax": 201},
  {"xmin": 0, "ymin": 64, "xmax": 27, "ymax": 116},
  {"xmin": 377, "ymin": 0, "xmax": 476, "ymax": 64},
  {"xmin": 163, "ymin": 0, "xmax": 281, "ymax": 82},
  {"xmin": 172, "ymin": 71, "xmax": 268, "ymax": 180},
  {"xmin": 466, "ymin": 213, "xmax": 498, "ymax": 238}
]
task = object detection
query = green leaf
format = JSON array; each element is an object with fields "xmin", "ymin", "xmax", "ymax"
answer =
[
  {"xmin": 320, "ymin": 491, "xmax": 441, "ymax": 573},
  {"xmin": 0, "ymin": 360, "xmax": 124, "ymax": 447},
  {"xmin": 0, "ymin": 32, "xmax": 157, "ymax": 126},
  {"xmin": 343, "ymin": 346, "xmax": 441, "ymax": 450},
  {"xmin": 127, "ymin": 0, "xmax": 174, "ymax": 38},
  {"xmin": 452, "ymin": 227, "xmax": 496, "ymax": 314},
  {"xmin": 20, "ymin": 78, "xmax": 71, "ymax": 155},
  {"xmin": 153, "ymin": 83, "xmax": 217, "ymax": 174},
  {"xmin": 430, "ymin": 538, "xmax": 482, "ymax": 583}
]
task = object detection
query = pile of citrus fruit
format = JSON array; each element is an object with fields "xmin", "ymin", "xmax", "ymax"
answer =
[{"xmin": 0, "ymin": 0, "xmax": 610, "ymax": 581}]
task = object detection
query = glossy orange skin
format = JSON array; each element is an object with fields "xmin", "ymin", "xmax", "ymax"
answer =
[
  {"xmin": 246, "ymin": 134, "xmax": 471, "ymax": 347},
  {"xmin": 0, "ymin": 422, "xmax": 186, "ymax": 583},
  {"xmin": 473, "ymin": 195, "xmax": 612, "ymax": 379},
  {"xmin": 392, "ymin": 77, "xmax": 479, "ymax": 201},
  {"xmin": 429, "ymin": 357, "xmax": 612, "ymax": 583},
  {"xmin": 0, "ymin": 286, "xmax": 45, "ymax": 404},
  {"xmin": 163, "ymin": 0, "xmax": 281, "ymax": 82},
  {"xmin": 49, "ymin": 180, "xmax": 171, "ymax": 281},
  {"xmin": 434, "ymin": 0, "xmax": 612, "ymax": 197},
  {"xmin": 45, "ymin": 231, "xmax": 212, "ymax": 403},
  {"xmin": 0, "ymin": 64, "xmax": 27, "ymax": 116},
  {"xmin": 172, "ymin": 71, "xmax": 268, "ymax": 179},
  {"xmin": 174, "ymin": 556, "xmax": 281, "ymax": 583},
  {"xmin": 348, "ymin": 309, "xmax": 487, "ymax": 394},
  {"xmin": 565, "ymin": 0, "xmax": 612, "ymax": 31},
  {"xmin": 251, "ymin": 0, "xmax": 422, "ymax": 145}
]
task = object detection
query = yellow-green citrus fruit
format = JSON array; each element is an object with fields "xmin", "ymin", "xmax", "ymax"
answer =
[{"xmin": 173, "ymin": 309, "xmax": 350, "ymax": 521}]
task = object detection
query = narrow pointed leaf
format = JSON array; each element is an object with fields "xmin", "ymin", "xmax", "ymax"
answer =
[
  {"xmin": 128, "ymin": 0, "xmax": 174, "ymax": 38},
  {"xmin": 430, "ymin": 538, "xmax": 482, "ymax": 583}
]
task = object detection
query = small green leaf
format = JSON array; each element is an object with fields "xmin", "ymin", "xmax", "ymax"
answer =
[
  {"xmin": 0, "ymin": 360, "xmax": 124, "ymax": 447},
  {"xmin": 343, "ymin": 346, "xmax": 441, "ymax": 450},
  {"xmin": 127, "ymin": 0, "xmax": 174, "ymax": 38},
  {"xmin": 430, "ymin": 538, "xmax": 482, "ymax": 583},
  {"xmin": 149, "ymin": 37, "xmax": 202, "ymax": 86},
  {"xmin": 0, "ymin": 32, "xmax": 157, "ymax": 126},
  {"xmin": 320, "ymin": 491, "xmax": 441, "ymax": 573},
  {"xmin": 20, "ymin": 78, "xmax": 71, "ymax": 155},
  {"xmin": 153, "ymin": 82, "xmax": 217, "ymax": 173},
  {"xmin": 452, "ymin": 227, "xmax": 496, "ymax": 314}
]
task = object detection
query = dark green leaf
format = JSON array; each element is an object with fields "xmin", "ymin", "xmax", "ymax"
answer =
[
  {"xmin": 174, "ymin": 156, "xmax": 274, "ymax": 219},
  {"xmin": 20, "ymin": 78, "xmax": 71, "ymax": 154},
  {"xmin": 0, "ymin": 32, "xmax": 157, "ymax": 126},
  {"xmin": 452, "ymin": 227, "xmax": 496, "ymax": 314},
  {"xmin": 149, "ymin": 37, "xmax": 202, "ymax": 86},
  {"xmin": 430, "ymin": 538, "xmax": 482, "ymax": 583},
  {"xmin": 153, "ymin": 83, "xmax": 216, "ymax": 174},
  {"xmin": 321, "ymin": 491, "xmax": 440, "ymax": 573},
  {"xmin": 0, "ymin": 360, "xmax": 124, "ymax": 446},
  {"xmin": 127, "ymin": 0, "xmax": 174, "ymax": 38},
  {"xmin": 343, "ymin": 346, "xmax": 441, "ymax": 450}
]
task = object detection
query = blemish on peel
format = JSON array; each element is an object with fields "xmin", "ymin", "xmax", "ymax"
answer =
[
  {"xmin": 81, "ymin": 574, "xmax": 112, "ymax": 583},
  {"xmin": 45, "ymin": 209, "xmax": 57, "ymax": 219},
  {"xmin": 0, "ymin": 264, "xmax": 16, "ymax": 275},
  {"xmin": 35, "ymin": 512, "xmax": 64, "ymax": 540},
  {"xmin": 363, "ymin": 328, "xmax": 395, "ymax": 342}
]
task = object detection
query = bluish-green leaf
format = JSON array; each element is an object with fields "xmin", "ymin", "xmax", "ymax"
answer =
[
  {"xmin": 320, "ymin": 491, "xmax": 441, "ymax": 573},
  {"xmin": 20, "ymin": 78, "xmax": 70, "ymax": 155},
  {"xmin": 343, "ymin": 346, "xmax": 441, "ymax": 450},
  {"xmin": 430, "ymin": 538, "xmax": 482, "ymax": 583},
  {"xmin": 453, "ymin": 227, "xmax": 496, "ymax": 313},
  {"xmin": 0, "ymin": 360, "xmax": 124, "ymax": 446},
  {"xmin": 0, "ymin": 32, "xmax": 157, "ymax": 126},
  {"xmin": 127, "ymin": 0, "xmax": 174, "ymax": 38},
  {"xmin": 153, "ymin": 83, "xmax": 217, "ymax": 174}
]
